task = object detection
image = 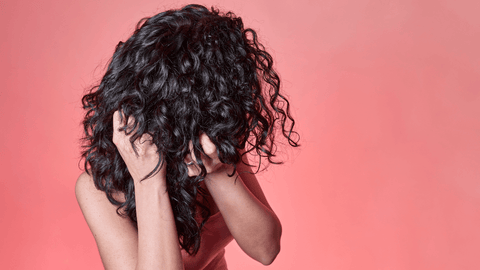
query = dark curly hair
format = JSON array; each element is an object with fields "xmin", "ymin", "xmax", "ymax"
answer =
[{"xmin": 81, "ymin": 4, "xmax": 298, "ymax": 255}]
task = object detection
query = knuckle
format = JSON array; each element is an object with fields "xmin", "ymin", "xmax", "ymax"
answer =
[{"xmin": 112, "ymin": 136, "xmax": 120, "ymax": 146}]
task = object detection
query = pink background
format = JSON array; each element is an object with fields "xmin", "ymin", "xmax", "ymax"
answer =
[{"xmin": 1, "ymin": 0, "xmax": 479, "ymax": 269}]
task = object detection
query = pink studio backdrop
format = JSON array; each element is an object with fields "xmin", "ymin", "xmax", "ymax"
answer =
[{"xmin": 1, "ymin": 0, "xmax": 479, "ymax": 269}]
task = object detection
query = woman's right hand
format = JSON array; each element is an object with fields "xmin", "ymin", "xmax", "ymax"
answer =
[{"xmin": 112, "ymin": 111, "xmax": 165, "ymax": 183}]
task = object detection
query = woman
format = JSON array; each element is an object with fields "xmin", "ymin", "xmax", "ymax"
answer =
[{"xmin": 75, "ymin": 4, "xmax": 299, "ymax": 270}]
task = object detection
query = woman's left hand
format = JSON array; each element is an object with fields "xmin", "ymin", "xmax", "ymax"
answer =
[
  {"xmin": 185, "ymin": 133, "xmax": 232, "ymax": 177},
  {"xmin": 184, "ymin": 133, "xmax": 282, "ymax": 265}
]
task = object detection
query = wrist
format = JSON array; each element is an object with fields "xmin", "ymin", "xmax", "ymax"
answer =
[
  {"xmin": 134, "ymin": 174, "xmax": 167, "ymax": 191},
  {"xmin": 206, "ymin": 163, "xmax": 237, "ymax": 181}
]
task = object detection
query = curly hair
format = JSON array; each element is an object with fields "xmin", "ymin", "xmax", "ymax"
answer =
[{"xmin": 81, "ymin": 4, "xmax": 298, "ymax": 255}]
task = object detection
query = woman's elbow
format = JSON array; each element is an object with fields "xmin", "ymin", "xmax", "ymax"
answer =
[
  {"xmin": 259, "ymin": 218, "xmax": 282, "ymax": 265},
  {"xmin": 258, "ymin": 242, "xmax": 281, "ymax": 266}
]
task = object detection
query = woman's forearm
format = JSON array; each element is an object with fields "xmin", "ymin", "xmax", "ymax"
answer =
[
  {"xmin": 204, "ymin": 168, "xmax": 282, "ymax": 265},
  {"xmin": 134, "ymin": 178, "xmax": 184, "ymax": 270},
  {"xmin": 111, "ymin": 111, "xmax": 183, "ymax": 269}
]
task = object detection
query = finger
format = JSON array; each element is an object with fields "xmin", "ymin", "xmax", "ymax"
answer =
[
  {"xmin": 113, "ymin": 110, "xmax": 122, "ymax": 130},
  {"xmin": 184, "ymin": 141, "xmax": 198, "ymax": 177},
  {"xmin": 113, "ymin": 110, "xmax": 133, "ymax": 133},
  {"xmin": 112, "ymin": 111, "xmax": 123, "ymax": 143},
  {"xmin": 185, "ymin": 133, "xmax": 219, "ymax": 177},
  {"xmin": 138, "ymin": 133, "xmax": 153, "ymax": 145},
  {"xmin": 186, "ymin": 162, "xmax": 200, "ymax": 177},
  {"xmin": 199, "ymin": 133, "xmax": 217, "ymax": 159},
  {"xmin": 134, "ymin": 133, "xmax": 150, "ymax": 150},
  {"xmin": 113, "ymin": 111, "xmax": 144, "ymax": 153},
  {"xmin": 124, "ymin": 115, "xmax": 137, "ymax": 134},
  {"xmin": 187, "ymin": 140, "xmax": 197, "ymax": 163}
]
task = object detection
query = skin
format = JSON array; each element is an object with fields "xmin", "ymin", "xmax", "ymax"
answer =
[{"xmin": 75, "ymin": 111, "xmax": 282, "ymax": 270}]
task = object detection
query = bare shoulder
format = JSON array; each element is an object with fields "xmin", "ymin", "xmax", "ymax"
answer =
[
  {"xmin": 75, "ymin": 172, "xmax": 122, "ymax": 212},
  {"xmin": 75, "ymin": 172, "xmax": 138, "ymax": 269},
  {"xmin": 75, "ymin": 172, "xmax": 101, "ymax": 201},
  {"xmin": 75, "ymin": 171, "xmax": 126, "ymax": 208}
]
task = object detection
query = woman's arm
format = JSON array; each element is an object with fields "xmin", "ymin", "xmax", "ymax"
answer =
[
  {"xmin": 206, "ymin": 163, "xmax": 282, "ymax": 265},
  {"xmin": 187, "ymin": 135, "xmax": 282, "ymax": 265},
  {"xmin": 75, "ymin": 111, "xmax": 184, "ymax": 270},
  {"xmin": 134, "ymin": 177, "xmax": 183, "ymax": 270}
]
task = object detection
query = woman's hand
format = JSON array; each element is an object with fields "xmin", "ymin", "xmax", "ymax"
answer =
[
  {"xmin": 110, "ymin": 111, "xmax": 183, "ymax": 270},
  {"xmin": 185, "ymin": 133, "xmax": 232, "ymax": 177},
  {"xmin": 112, "ymin": 111, "xmax": 165, "ymax": 182}
]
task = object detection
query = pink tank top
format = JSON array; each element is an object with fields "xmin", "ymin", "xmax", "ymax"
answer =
[{"xmin": 182, "ymin": 212, "xmax": 233, "ymax": 270}]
